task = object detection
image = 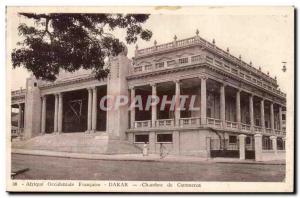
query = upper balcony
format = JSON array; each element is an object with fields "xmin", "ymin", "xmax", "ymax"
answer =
[
  {"xmin": 133, "ymin": 32, "xmax": 279, "ymax": 87},
  {"xmin": 130, "ymin": 51, "xmax": 286, "ymax": 99}
]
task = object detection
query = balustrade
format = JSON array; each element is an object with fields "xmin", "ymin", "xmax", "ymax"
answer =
[
  {"xmin": 155, "ymin": 119, "xmax": 174, "ymax": 127},
  {"xmin": 134, "ymin": 120, "xmax": 151, "ymax": 128},
  {"xmin": 241, "ymin": 123, "xmax": 251, "ymax": 131},
  {"xmin": 179, "ymin": 117, "xmax": 200, "ymax": 127},
  {"xmin": 225, "ymin": 121, "xmax": 239, "ymax": 129},
  {"xmin": 207, "ymin": 118, "xmax": 222, "ymax": 128}
]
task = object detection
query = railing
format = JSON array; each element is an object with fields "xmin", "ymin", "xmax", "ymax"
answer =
[
  {"xmin": 155, "ymin": 119, "xmax": 174, "ymax": 127},
  {"xmin": 225, "ymin": 121, "xmax": 239, "ymax": 129},
  {"xmin": 179, "ymin": 117, "xmax": 200, "ymax": 127},
  {"xmin": 11, "ymin": 89, "xmax": 26, "ymax": 96},
  {"xmin": 207, "ymin": 118, "xmax": 222, "ymax": 128},
  {"xmin": 134, "ymin": 120, "xmax": 151, "ymax": 128},
  {"xmin": 131, "ymin": 53, "xmax": 286, "ymax": 98},
  {"xmin": 132, "ymin": 55, "xmax": 205, "ymax": 74},
  {"xmin": 265, "ymin": 128, "xmax": 272, "ymax": 134},
  {"xmin": 275, "ymin": 130, "xmax": 281, "ymax": 135},
  {"xmin": 254, "ymin": 126, "xmax": 263, "ymax": 133},
  {"xmin": 134, "ymin": 35, "xmax": 279, "ymax": 87},
  {"xmin": 241, "ymin": 123, "xmax": 251, "ymax": 131}
]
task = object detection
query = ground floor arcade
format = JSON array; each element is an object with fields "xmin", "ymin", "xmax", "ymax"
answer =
[{"xmin": 41, "ymin": 85, "xmax": 107, "ymax": 134}]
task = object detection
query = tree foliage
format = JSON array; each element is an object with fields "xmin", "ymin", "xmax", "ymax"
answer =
[{"xmin": 12, "ymin": 13, "xmax": 152, "ymax": 81}]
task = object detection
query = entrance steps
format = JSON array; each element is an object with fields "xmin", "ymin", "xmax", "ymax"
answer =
[{"xmin": 12, "ymin": 132, "xmax": 142, "ymax": 155}]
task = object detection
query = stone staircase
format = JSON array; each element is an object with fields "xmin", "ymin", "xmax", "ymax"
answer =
[{"xmin": 12, "ymin": 132, "xmax": 142, "ymax": 155}]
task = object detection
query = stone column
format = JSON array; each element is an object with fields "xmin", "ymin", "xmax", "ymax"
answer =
[
  {"xmin": 270, "ymin": 136, "xmax": 277, "ymax": 153},
  {"xmin": 92, "ymin": 87, "xmax": 97, "ymax": 132},
  {"xmin": 260, "ymin": 98, "xmax": 265, "ymax": 130},
  {"xmin": 175, "ymin": 80, "xmax": 181, "ymax": 126},
  {"xmin": 41, "ymin": 95, "xmax": 47, "ymax": 134},
  {"xmin": 270, "ymin": 103, "xmax": 274, "ymax": 131},
  {"xmin": 151, "ymin": 83, "xmax": 157, "ymax": 127},
  {"xmin": 236, "ymin": 89, "xmax": 241, "ymax": 126},
  {"xmin": 220, "ymin": 83, "xmax": 226, "ymax": 127},
  {"xmin": 57, "ymin": 92, "xmax": 63, "ymax": 133},
  {"xmin": 54, "ymin": 94, "xmax": 58, "ymax": 133},
  {"xmin": 200, "ymin": 76, "xmax": 207, "ymax": 125},
  {"xmin": 238, "ymin": 134, "xmax": 246, "ymax": 160},
  {"xmin": 86, "ymin": 88, "xmax": 92, "ymax": 132},
  {"xmin": 279, "ymin": 105, "xmax": 283, "ymax": 131},
  {"xmin": 130, "ymin": 87, "xmax": 135, "ymax": 128},
  {"xmin": 249, "ymin": 94, "xmax": 254, "ymax": 129},
  {"xmin": 254, "ymin": 134, "xmax": 263, "ymax": 161},
  {"xmin": 18, "ymin": 103, "xmax": 22, "ymax": 129}
]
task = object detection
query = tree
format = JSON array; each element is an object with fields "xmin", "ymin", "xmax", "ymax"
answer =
[{"xmin": 11, "ymin": 13, "xmax": 152, "ymax": 81}]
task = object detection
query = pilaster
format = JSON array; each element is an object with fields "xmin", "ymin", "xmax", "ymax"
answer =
[
  {"xmin": 151, "ymin": 83, "xmax": 157, "ymax": 127},
  {"xmin": 200, "ymin": 75, "xmax": 207, "ymax": 125},
  {"xmin": 238, "ymin": 134, "xmax": 246, "ymax": 160},
  {"xmin": 57, "ymin": 92, "xmax": 63, "ymax": 133},
  {"xmin": 41, "ymin": 95, "xmax": 47, "ymax": 134},
  {"xmin": 254, "ymin": 134, "xmax": 263, "ymax": 161}
]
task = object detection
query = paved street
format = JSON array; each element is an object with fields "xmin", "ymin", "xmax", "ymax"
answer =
[{"xmin": 12, "ymin": 154, "xmax": 285, "ymax": 182}]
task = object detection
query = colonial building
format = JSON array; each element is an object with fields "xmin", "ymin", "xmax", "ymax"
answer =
[{"xmin": 11, "ymin": 30, "xmax": 286, "ymax": 161}]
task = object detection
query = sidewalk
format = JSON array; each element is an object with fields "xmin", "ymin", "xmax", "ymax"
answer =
[{"xmin": 11, "ymin": 148, "xmax": 285, "ymax": 165}]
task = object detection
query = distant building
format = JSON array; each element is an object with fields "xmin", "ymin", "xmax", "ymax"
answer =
[{"xmin": 11, "ymin": 31, "xmax": 286, "ymax": 161}]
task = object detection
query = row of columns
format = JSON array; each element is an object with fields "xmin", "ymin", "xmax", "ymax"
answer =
[
  {"xmin": 41, "ymin": 87, "xmax": 98, "ymax": 134},
  {"xmin": 201, "ymin": 77, "xmax": 284, "ymax": 131},
  {"xmin": 129, "ymin": 76, "xmax": 285, "ymax": 132}
]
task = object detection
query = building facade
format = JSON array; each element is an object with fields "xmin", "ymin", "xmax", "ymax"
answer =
[{"xmin": 11, "ymin": 31, "xmax": 287, "ymax": 161}]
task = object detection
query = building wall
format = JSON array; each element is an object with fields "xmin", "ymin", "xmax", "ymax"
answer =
[
  {"xmin": 106, "ymin": 51, "xmax": 131, "ymax": 139},
  {"xmin": 128, "ymin": 129, "xmax": 222, "ymax": 158},
  {"xmin": 24, "ymin": 76, "xmax": 42, "ymax": 139}
]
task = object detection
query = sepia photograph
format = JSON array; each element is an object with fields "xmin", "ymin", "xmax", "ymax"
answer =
[{"xmin": 6, "ymin": 6, "xmax": 294, "ymax": 192}]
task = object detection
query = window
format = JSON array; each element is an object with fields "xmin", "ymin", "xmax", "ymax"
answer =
[
  {"xmin": 134, "ymin": 66, "xmax": 142, "ymax": 72},
  {"xmin": 178, "ymin": 57, "xmax": 188, "ymax": 64},
  {"xmin": 157, "ymin": 134, "xmax": 173, "ymax": 143},
  {"xmin": 229, "ymin": 135, "xmax": 237, "ymax": 144},
  {"xmin": 155, "ymin": 62, "xmax": 164, "ymax": 69},
  {"xmin": 135, "ymin": 134, "xmax": 149, "ymax": 143},
  {"xmin": 215, "ymin": 59, "xmax": 222, "ymax": 67},
  {"xmin": 231, "ymin": 68, "xmax": 238, "ymax": 75},
  {"xmin": 34, "ymin": 82, "xmax": 37, "ymax": 87},
  {"xmin": 167, "ymin": 60, "xmax": 176, "ymax": 67},
  {"xmin": 144, "ymin": 64, "xmax": 152, "ymax": 71},
  {"xmin": 191, "ymin": 55, "xmax": 201, "ymax": 63},
  {"xmin": 206, "ymin": 55, "xmax": 213, "ymax": 63},
  {"xmin": 246, "ymin": 137, "xmax": 251, "ymax": 145},
  {"xmin": 262, "ymin": 136, "xmax": 272, "ymax": 150},
  {"xmin": 224, "ymin": 64, "xmax": 230, "ymax": 70},
  {"xmin": 282, "ymin": 114, "xmax": 286, "ymax": 121},
  {"xmin": 277, "ymin": 138, "xmax": 284, "ymax": 150}
]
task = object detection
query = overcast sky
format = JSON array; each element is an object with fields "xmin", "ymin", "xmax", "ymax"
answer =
[{"xmin": 7, "ymin": 7, "xmax": 294, "ymax": 93}]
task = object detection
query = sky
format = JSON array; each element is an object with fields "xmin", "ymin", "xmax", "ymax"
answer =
[{"xmin": 7, "ymin": 7, "xmax": 294, "ymax": 93}]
